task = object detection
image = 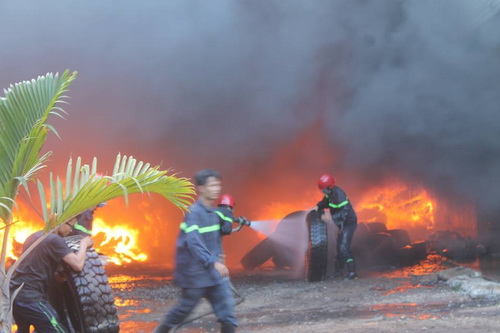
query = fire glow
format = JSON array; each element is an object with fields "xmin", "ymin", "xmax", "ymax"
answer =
[
  {"xmin": 357, "ymin": 181, "xmax": 436, "ymax": 231},
  {"xmin": 92, "ymin": 218, "xmax": 147, "ymax": 265},
  {"xmin": 3, "ymin": 212, "xmax": 147, "ymax": 266}
]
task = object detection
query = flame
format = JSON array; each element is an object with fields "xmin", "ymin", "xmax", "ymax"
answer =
[
  {"xmin": 1, "ymin": 217, "xmax": 40, "ymax": 261},
  {"xmin": 357, "ymin": 181, "xmax": 436, "ymax": 231},
  {"xmin": 252, "ymin": 196, "xmax": 315, "ymax": 237},
  {"xmin": 2, "ymin": 205, "xmax": 148, "ymax": 266},
  {"xmin": 92, "ymin": 217, "xmax": 147, "ymax": 265}
]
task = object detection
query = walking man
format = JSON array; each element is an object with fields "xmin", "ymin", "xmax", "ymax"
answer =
[{"xmin": 155, "ymin": 169, "xmax": 238, "ymax": 333}]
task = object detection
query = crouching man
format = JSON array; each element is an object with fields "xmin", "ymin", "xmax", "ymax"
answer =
[{"xmin": 10, "ymin": 218, "xmax": 93, "ymax": 333}]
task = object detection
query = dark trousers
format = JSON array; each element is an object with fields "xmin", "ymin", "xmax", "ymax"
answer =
[
  {"xmin": 336, "ymin": 222, "xmax": 357, "ymax": 264},
  {"xmin": 13, "ymin": 300, "xmax": 66, "ymax": 333},
  {"xmin": 159, "ymin": 281, "xmax": 237, "ymax": 330}
]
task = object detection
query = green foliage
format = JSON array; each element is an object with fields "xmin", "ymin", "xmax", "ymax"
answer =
[
  {"xmin": 0, "ymin": 70, "xmax": 77, "ymax": 224},
  {"xmin": 39, "ymin": 154, "xmax": 194, "ymax": 231},
  {"xmin": 0, "ymin": 70, "xmax": 195, "ymax": 332}
]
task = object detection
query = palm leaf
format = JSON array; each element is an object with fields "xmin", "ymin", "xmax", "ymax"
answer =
[
  {"xmin": 39, "ymin": 154, "xmax": 195, "ymax": 232},
  {"xmin": 0, "ymin": 71, "xmax": 77, "ymax": 223}
]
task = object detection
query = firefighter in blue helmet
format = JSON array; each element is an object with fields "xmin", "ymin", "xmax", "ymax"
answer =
[
  {"xmin": 314, "ymin": 174, "xmax": 358, "ymax": 280},
  {"xmin": 155, "ymin": 169, "xmax": 237, "ymax": 333}
]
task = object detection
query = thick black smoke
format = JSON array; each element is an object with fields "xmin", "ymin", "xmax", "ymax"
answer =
[{"xmin": 1, "ymin": 0, "xmax": 499, "ymax": 217}]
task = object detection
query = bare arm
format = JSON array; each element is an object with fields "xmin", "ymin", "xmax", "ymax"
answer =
[{"xmin": 62, "ymin": 237, "xmax": 93, "ymax": 272}]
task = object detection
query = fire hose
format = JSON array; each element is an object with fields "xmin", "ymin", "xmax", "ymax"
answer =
[{"xmin": 169, "ymin": 217, "xmax": 251, "ymax": 332}]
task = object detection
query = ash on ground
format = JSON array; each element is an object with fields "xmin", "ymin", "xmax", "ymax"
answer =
[{"xmin": 107, "ymin": 256, "xmax": 500, "ymax": 333}]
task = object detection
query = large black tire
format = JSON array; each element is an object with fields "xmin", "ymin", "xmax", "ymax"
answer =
[
  {"xmin": 369, "ymin": 232, "xmax": 399, "ymax": 267},
  {"xmin": 306, "ymin": 211, "xmax": 328, "ymax": 282},
  {"xmin": 271, "ymin": 210, "xmax": 308, "ymax": 270},
  {"xmin": 387, "ymin": 229, "xmax": 411, "ymax": 248},
  {"xmin": 240, "ymin": 238, "xmax": 274, "ymax": 270},
  {"xmin": 59, "ymin": 235, "xmax": 120, "ymax": 333},
  {"xmin": 366, "ymin": 222, "xmax": 388, "ymax": 233}
]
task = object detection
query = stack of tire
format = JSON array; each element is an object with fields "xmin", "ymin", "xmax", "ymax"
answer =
[
  {"xmin": 426, "ymin": 230, "xmax": 485, "ymax": 262},
  {"xmin": 353, "ymin": 222, "xmax": 427, "ymax": 269},
  {"xmin": 240, "ymin": 213, "xmax": 428, "ymax": 281},
  {"xmin": 51, "ymin": 235, "xmax": 120, "ymax": 333}
]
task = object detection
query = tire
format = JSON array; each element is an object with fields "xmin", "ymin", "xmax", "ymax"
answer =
[
  {"xmin": 240, "ymin": 238, "xmax": 274, "ymax": 270},
  {"xmin": 306, "ymin": 211, "xmax": 328, "ymax": 282},
  {"xmin": 399, "ymin": 241, "xmax": 427, "ymax": 266},
  {"xmin": 58, "ymin": 235, "xmax": 120, "ymax": 333},
  {"xmin": 387, "ymin": 229, "xmax": 411, "ymax": 248},
  {"xmin": 271, "ymin": 210, "xmax": 308, "ymax": 270},
  {"xmin": 368, "ymin": 232, "xmax": 398, "ymax": 267},
  {"xmin": 366, "ymin": 222, "xmax": 388, "ymax": 233}
]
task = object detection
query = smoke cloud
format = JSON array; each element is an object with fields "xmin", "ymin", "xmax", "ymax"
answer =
[{"xmin": 1, "ymin": 1, "xmax": 499, "ymax": 228}]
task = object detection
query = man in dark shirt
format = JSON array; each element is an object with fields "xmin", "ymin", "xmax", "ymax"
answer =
[
  {"xmin": 10, "ymin": 218, "xmax": 93, "ymax": 333},
  {"xmin": 155, "ymin": 169, "xmax": 237, "ymax": 333},
  {"xmin": 314, "ymin": 174, "xmax": 358, "ymax": 280}
]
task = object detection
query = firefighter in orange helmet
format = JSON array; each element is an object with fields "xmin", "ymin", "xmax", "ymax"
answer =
[{"xmin": 315, "ymin": 174, "xmax": 358, "ymax": 279}]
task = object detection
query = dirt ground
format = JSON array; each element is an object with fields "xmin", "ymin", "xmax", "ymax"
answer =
[{"xmin": 108, "ymin": 255, "xmax": 500, "ymax": 333}]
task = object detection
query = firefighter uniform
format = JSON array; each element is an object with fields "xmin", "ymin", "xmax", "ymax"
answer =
[
  {"xmin": 157, "ymin": 200, "xmax": 237, "ymax": 332},
  {"xmin": 214, "ymin": 206, "xmax": 235, "ymax": 236},
  {"xmin": 317, "ymin": 185, "xmax": 358, "ymax": 279}
]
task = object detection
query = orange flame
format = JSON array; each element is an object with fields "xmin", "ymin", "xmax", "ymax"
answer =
[
  {"xmin": 3, "ymin": 209, "xmax": 148, "ymax": 266},
  {"xmin": 357, "ymin": 181, "xmax": 436, "ymax": 231},
  {"xmin": 1, "ymin": 217, "xmax": 40, "ymax": 261},
  {"xmin": 92, "ymin": 217, "xmax": 147, "ymax": 265}
]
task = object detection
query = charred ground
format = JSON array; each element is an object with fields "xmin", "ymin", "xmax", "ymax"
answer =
[{"xmin": 109, "ymin": 256, "xmax": 500, "ymax": 333}]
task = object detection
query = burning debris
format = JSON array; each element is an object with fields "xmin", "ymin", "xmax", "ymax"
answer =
[
  {"xmin": 3, "ymin": 206, "xmax": 150, "ymax": 269},
  {"xmin": 240, "ymin": 181, "xmax": 486, "ymax": 281}
]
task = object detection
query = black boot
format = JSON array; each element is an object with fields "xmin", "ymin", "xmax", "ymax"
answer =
[
  {"xmin": 344, "ymin": 260, "xmax": 358, "ymax": 280},
  {"xmin": 221, "ymin": 323, "xmax": 236, "ymax": 333},
  {"xmin": 332, "ymin": 260, "xmax": 344, "ymax": 278}
]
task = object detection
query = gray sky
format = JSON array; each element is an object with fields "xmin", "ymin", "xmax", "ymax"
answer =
[{"xmin": 1, "ymin": 0, "xmax": 499, "ymax": 217}]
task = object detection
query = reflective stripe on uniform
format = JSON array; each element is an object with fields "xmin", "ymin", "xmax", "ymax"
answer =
[
  {"xmin": 214, "ymin": 211, "xmax": 234, "ymax": 223},
  {"xmin": 73, "ymin": 222, "xmax": 92, "ymax": 235},
  {"xmin": 180, "ymin": 222, "xmax": 220, "ymax": 233},
  {"xmin": 329, "ymin": 199, "xmax": 349, "ymax": 209}
]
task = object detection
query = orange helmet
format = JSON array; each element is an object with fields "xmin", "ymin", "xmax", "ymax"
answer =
[
  {"xmin": 317, "ymin": 174, "xmax": 335, "ymax": 190},
  {"xmin": 218, "ymin": 194, "xmax": 235, "ymax": 208}
]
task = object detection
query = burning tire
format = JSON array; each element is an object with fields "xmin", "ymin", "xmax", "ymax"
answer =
[
  {"xmin": 56, "ymin": 235, "xmax": 120, "ymax": 333},
  {"xmin": 386, "ymin": 229, "xmax": 411, "ymax": 248},
  {"xmin": 306, "ymin": 211, "xmax": 328, "ymax": 282},
  {"xmin": 240, "ymin": 238, "xmax": 274, "ymax": 270},
  {"xmin": 366, "ymin": 222, "xmax": 388, "ymax": 233},
  {"xmin": 241, "ymin": 210, "xmax": 308, "ymax": 271}
]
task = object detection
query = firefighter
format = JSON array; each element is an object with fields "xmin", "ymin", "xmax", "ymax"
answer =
[
  {"xmin": 154, "ymin": 169, "xmax": 237, "ymax": 333},
  {"xmin": 69, "ymin": 202, "xmax": 106, "ymax": 237},
  {"xmin": 314, "ymin": 174, "xmax": 358, "ymax": 280},
  {"xmin": 214, "ymin": 194, "xmax": 251, "ymax": 263},
  {"xmin": 215, "ymin": 194, "xmax": 237, "ymax": 238},
  {"xmin": 215, "ymin": 194, "xmax": 250, "ymax": 236}
]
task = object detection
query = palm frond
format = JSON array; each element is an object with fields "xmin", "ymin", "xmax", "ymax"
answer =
[
  {"xmin": 39, "ymin": 154, "xmax": 195, "ymax": 232},
  {"xmin": 0, "ymin": 71, "xmax": 77, "ymax": 221}
]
